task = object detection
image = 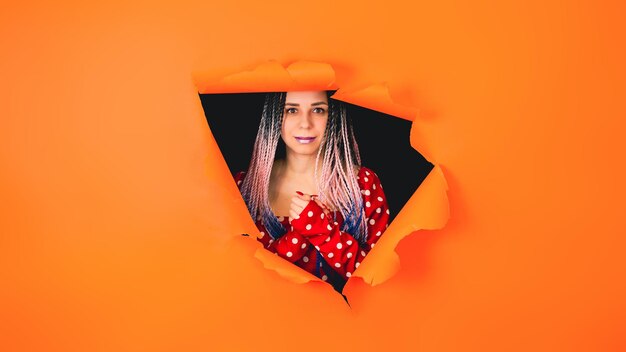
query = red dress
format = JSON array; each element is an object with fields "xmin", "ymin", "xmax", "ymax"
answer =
[{"xmin": 234, "ymin": 166, "xmax": 390, "ymax": 287}]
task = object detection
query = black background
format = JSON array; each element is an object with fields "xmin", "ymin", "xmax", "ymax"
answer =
[{"xmin": 199, "ymin": 93, "xmax": 434, "ymax": 222}]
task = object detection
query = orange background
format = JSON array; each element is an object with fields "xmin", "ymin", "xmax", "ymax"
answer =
[{"xmin": 1, "ymin": 1, "xmax": 625, "ymax": 351}]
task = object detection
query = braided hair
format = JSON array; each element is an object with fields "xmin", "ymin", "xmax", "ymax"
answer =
[{"xmin": 239, "ymin": 91, "xmax": 368, "ymax": 243}]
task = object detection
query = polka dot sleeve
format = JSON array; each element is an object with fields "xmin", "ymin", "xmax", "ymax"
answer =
[
  {"xmin": 233, "ymin": 171, "xmax": 246, "ymax": 188},
  {"xmin": 358, "ymin": 168, "xmax": 390, "ymax": 252},
  {"xmin": 290, "ymin": 167, "xmax": 390, "ymax": 280},
  {"xmin": 234, "ymin": 171, "xmax": 308, "ymax": 264},
  {"xmin": 260, "ymin": 230, "xmax": 310, "ymax": 264}
]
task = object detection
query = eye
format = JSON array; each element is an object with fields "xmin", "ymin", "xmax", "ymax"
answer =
[
  {"xmin": 285, "ymin": 107, "xmax": 298, "ymax": 114},
  {"xmin": 313, "ymin": 107, "xmax": 326, "ymax": 114}
]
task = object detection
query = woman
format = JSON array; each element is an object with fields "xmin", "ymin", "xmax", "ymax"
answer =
[{"xmin": 234, "ymin": 91, "xmax": 389, "ymax": 292}]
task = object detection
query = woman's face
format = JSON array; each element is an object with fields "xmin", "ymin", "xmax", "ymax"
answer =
[{"xmin": 280, "ymin": 91, "xmax": 329, "ymax": 157}]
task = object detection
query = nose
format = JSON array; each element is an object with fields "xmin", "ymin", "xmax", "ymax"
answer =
[{"xmin": 298, "ymin": 110, "xmax": 313, "ymax": 129}]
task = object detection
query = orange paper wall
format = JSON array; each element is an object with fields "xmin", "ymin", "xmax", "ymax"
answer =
[{"xmin": 1, "ymin": 1, "xmax": 625, "ymax": 351}]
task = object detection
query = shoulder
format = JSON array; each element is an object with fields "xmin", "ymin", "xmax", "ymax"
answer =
[
  {"xmin": 234, "ymin": 170, "xmax": 247, "ymax": 187},
  {"xmin": 356, "ymin": 167, "xmax": 388, "ymax": 214},
  {"xmin": 356, "ymin": 166, "xmax": 383, "ymax": 191},
  {"xmin": 357, "ymin": 166, "xmax": 381, "ymax": 182}
]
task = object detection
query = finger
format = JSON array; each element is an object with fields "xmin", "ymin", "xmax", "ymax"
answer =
[
  {"xmin": 290, "ymin": 208, "xmax": 303, "ymax": 221},
  {"xmin": 312, "ymin": 198, "xmax": 324, "ymax": 208},
  {"xmin": 290, "ymin": 201, "xmax": 303, "ymax": 212},
  {"xmin": 314, "ymin": 199, "xmax": 330, "ymax": 215},
  {"xmin": 289, "ymin": 209, "xmax": 299, "ymax": 222},
  {"xmin": 291, "ymin": 195, "xmax": 309, "ymax": 208},
  {"xmin": 295, "ymin": 191, "xmax": 313, "ymax": 202},
  {"xmin": 293, "ymin": 194, "xmax": 328, "ymax": 211}
]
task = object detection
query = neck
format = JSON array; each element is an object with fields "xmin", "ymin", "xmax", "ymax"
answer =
[{"xmin": 282, "ymin": 150, "xmax": 320, "ymax": 179}]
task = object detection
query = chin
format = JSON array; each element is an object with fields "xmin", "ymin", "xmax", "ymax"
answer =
[{"xmin": 288, "ymin": 144, "xmax": 321, "ymax": 156}]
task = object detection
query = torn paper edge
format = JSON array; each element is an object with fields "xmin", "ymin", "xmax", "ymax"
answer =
[{"xmin": 194, "ymin": 60, "xmax": 450, "ymax": 289}]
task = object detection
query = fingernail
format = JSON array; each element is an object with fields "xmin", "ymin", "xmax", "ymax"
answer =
[
  {"xmin": 311, "ymin": 194, "xmax": 318, "ymax": 197},
  {"xmin": 296, "ymin": 191, "xmax": 303, "ymax": 196}
]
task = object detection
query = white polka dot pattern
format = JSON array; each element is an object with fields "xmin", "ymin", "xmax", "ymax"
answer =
[{"xmin": 234, "ymin": 166, "xmax": 390, "ymax": 282}]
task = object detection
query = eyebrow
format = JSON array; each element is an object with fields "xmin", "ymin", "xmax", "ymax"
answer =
[{"xmin": 284, "ymin": 101, "xmax": 328, "ymax": 106}]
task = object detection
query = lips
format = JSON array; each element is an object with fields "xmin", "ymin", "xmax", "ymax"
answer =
[{"xmin": 295, "ymin": 136, "xmax": 316, "ymax": 144}]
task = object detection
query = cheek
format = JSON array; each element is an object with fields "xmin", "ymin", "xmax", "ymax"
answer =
[
  {"xmin": 318, "ymin": 118, "xmax": 328, "ymax": 134},
  {"xmin": 280, "ymin": 118, "xmax": 294, "ymax": 144}
]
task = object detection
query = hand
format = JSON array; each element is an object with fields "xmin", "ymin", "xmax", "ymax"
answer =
[{"xmin": 289, "ymin": 191, "xmax": 330, "ymax": 224}]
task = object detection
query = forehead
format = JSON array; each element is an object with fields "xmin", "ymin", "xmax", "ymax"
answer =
[{"xmin": 284, "ymin": 91, "xmax": 328, "ymax": 104}]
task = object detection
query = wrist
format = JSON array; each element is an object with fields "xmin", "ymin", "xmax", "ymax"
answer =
[{"xmin": 291, "ymin": 200, "xmax": 331, "ymax": 236}]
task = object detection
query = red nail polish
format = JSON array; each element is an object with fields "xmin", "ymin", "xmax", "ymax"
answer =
[{"xmin": 296, "ymin": 191, "xmax": 303, "ymax": 196}]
